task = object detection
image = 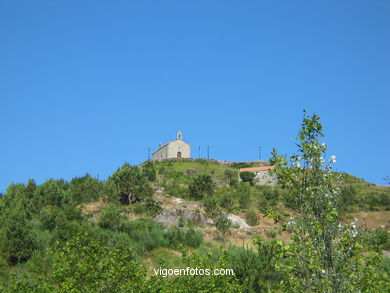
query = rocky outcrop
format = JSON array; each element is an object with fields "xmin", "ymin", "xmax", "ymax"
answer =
[
  {"xmin": 155, "ymin": 207, "xmax": 208, "ymax": 226},
  {"xmin": 226, "ymin": 214, "xmax": 250, "ymax": 228}
]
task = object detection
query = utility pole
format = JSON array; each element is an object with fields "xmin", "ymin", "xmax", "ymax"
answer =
[
  {"xmin": 198, "ymin": 146, "xmax": 201, "ymax": 158},
  {"xmin": 207, "ymin": 145, "xmax": 210, "ymax": 159},
  {"xmin": 259, "ymin": 146, "xmax": 261, "ymax": 161},
  {"xmin": 148, "ymin": 147, "xmax": 150, "ymax": 161}
]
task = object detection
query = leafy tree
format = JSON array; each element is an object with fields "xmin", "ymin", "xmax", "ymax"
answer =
[
  {"xmin": 239, "ymin": 171, "xmax": 256, "ymax": 185},
  {"xmin": 271, "ymin": 110, "xmax": 388, "ymax": 292},
  {"xmin": 188, "ymin": 174, "xmax": 214, "ymax": 200},
  {"xmin": 0, "ymin": 206, "xmax": 37, "ymax": 264},
  {"xmin": 6, "ymin": 233, "xmax": 146, "ymax": 292},
  {"xmin": 33, "ymin": 179, "xmax": 71, "ymax": 208},
  {"xmin": 69, "ymin": 174, "xmax": 103, "ymax": 203},
  {"xmin": 109, "ymin": 163, "xmax": 153, "ymax": 204}
]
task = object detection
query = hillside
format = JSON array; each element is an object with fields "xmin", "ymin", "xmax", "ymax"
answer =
[{"xmin": 1, "ymin": 158, "xmax": 389, "ymax": 292}]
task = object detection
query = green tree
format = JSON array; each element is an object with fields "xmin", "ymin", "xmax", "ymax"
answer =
[
  {"xmin": 0, "ymin": 206, "xmax": 37, "ymax": 264},
  {"xmin": 33, "ymin": 179, "xmax": 71, "ymax": 208},
  {"xmin": 188, "ymin": 174, "xmax": 214, "ymax": 200},
  {"xmin": 109, "ymin": 163, "xmax": 153, "ymax": 204},
  {"xmin": 69, "ymin": 174, "xmax": 103, "ymax": 203},
  {"xmin": 271, "ymin": 110, "xmax": 388, "ymax": 292}
]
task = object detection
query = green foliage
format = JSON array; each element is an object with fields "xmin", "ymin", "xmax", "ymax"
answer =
[
  {"xmin": 237, "ymin": 183, "xmax": 251, "ymax": 209},
  {"xmin": 123, "ymin": 219, "xmax": 168, "ymax": 252},
  {"xmin": 188, "ymin": 174, "xmax": 214, "ymax": 200},
  {"xmin": 68, "ymin": 174, "xmax": 102, "ymax": 203},
  {"xmin": 142, "ymin": 160, "xmax": 157, "ymax": 182},
  {"xmin": 203, "ymin": 196, "xmax": 220, "ymax": 218},
  {"xmin": 245, "ymin": 209, "xmax": 259, "ymax": 226},
  {"xmin": 132, "ymin": 202, "xmax": 145, "ymax": 214},
  {"xmin": 227, "ymin": 236, "xmax": 284, "ymax": 292},
  {"xmin": 98, "ymin": 204, "xmax": 126, "ymax": 231},
  {"xmin": 11, "ymin": 233, "xmax": 145, "ymax": 292},
  {"xmin": 144, "ymin": 199, "xmax": 163, "ymax": 217},
  {"xmin": 239, "ymin": 171, "xmax": 256, "ymax": 185},
  {"xmin": 109, "ymin": 163, "xmax": 153, "ymax": 204},
  {"xmin": 214, "ymin": 215, "xmax": 231, "ymax": 235},
  {"xmin": 33, "ymin": 179, "xmax": 71, "ymax": 208},
  {"xmin": 150, "ymin": 251, "xmax": 243, "ymax": 293},
  {"xmin": 165, "ymin": 228, "xmax": 203, "ymax": 249},
  {"xmin": 0, "ymin": 205, "xmax": 37, "ymax": 264},
  {"xmin": 371, "ymin": 228, "xmax": 390, "ymax": 250},
  {"xmin": 271, "ymin": 110, "xmax": 388, "ymax": 292},
  {"xmin": 224, "ymin": 169, "xmax": 238, "ymax": 186},
  {"xmin": 262, "ymin": 186, "xmax": 279, "ymax": 204}
]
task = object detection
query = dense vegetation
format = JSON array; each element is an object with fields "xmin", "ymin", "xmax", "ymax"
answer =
[{"xmin": 0, "ymin": 113, "xmax": 389, "ymax": 292}]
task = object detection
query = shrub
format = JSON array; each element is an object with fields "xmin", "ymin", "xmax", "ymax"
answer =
[
  {"xmin": 219, "ymin": 194, "xmax": 234, "ymax": 211},
  {"xmin": 237, "ymin": 184, "xmax": 251, "ymax": 209},
  {"xmin": 239, "ymin": 171, "xmax": 256, "ymax": 185},
  {"xmin": 142, "ymin": 161, "xmax": 157, "ymax": 182},
  {"xmin": 144, "ymin": 199, "xmax": 162, "ymax": 217},
  {"xmin": 372, "ymin": 228, "xmax": 390, "ymax": 250},
  {"xmin": 123, "ymin": 219, "xmax": 167, "ymax": 252},
  {"xmin": 165, "ymin": 228, "xmax": 203, "ymax": 249},
  {"xmin": 132, "ymin": 202, "xmax": 145, "ymax": 215},
  {"xmin": 214, "ymin": 215, "xmax": 231, "ymax": 235},
  {"xmin": 98, "ymin": 204, "xmax": 126, "ymax": 231},
  {"xmin": 224, "ymin": 169, "xmax": 238, "ymax": 186},
  {"xmin": 263, "ymin": 187, "xmax": 279, "ymax": 204},
  {"xmin": 339, "ymin": 185, "xmax": 357, "ymax": 210},
  {"xmin": 245, "ymin": 209, "xmax": 259, "ymax": 226},
  {"xmin": 203, "ymin": 196, "xmax": 220, "ymax": 218},
  {"xmin": 189, "ymin": 174, "xmax": 214, "ymax": 200}
]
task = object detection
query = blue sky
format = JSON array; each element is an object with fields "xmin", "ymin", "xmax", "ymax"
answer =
[{"xmin": 1, "ymin": 1, "xmax": 389, "ymax": 192}]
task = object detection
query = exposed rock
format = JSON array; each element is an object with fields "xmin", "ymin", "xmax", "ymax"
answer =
[
  {"xmin": 155, "ymin": 187, "xmax": 165, "ymax": 194},
  {"xmin": 226, "ymin": 214, "xmax": 250, "ymax": 228},
  {"xmin": 155, "ymin": 207, "xmax": 208, "ymax": 226}
]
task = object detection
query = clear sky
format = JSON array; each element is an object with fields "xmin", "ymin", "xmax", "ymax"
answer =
[{"xmin": 1, "ymin": 1, "xmax": 389, "ymax": 192}]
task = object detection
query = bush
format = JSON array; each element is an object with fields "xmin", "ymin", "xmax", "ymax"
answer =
[
  {"xmin": 372, "ymin": 228, "xmax": 390, "ymax": 250},
  {"xmin": 237, "ymin": 183, "xmax": 251, "ymax": 209},
  {"xmin": 214, "ymin": 215, "xmax": 231, "ymax": 235},
  {"xmin": 219, "ymin": 194, "xmax": 234, "ymax": 211},
  {"xmin": 165, "ymin": 228, "xmax": 203, "ymax": 249},
  {"xmin": 339, "ymin": 185, "xmax": 357, "ymax": 210},
  {"xmin": 239, "ymin": 171, "xmax": 256, "ymax": 185},
  {"xmin": 142, "ymin": 161, "xmax": 157, "ymax": 182},
  {"xmin": 123, "ymin": 219, "xmax": 168, "ymax": 252},
  {"xmin": 245, "ymin": 209, "xmax": 259, "ymax": 226},
  {"xmin": 263, "ymin": 187, "xmax": 279, "ymax": 203},
  {"xmin": 189, "ymin": 174, "xmax": 214, "ymax": 200},
  {"xmin": 98, "ymin": 204, "xmax": 126, "ymax": 231},
  {"xmin": 203, "ymin": 196, "xmax": 220, "ymax": 218},
  {"xmin": 224, "ymin": 170, "xmax": 238, "ymax": 186},
  {"xmin": 144, "ymin": 199, "xmax": 162, "ymax": 217},
  {"xmin": 132, "ymin": 202, "xmax": 145, "ymax": 215}
]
